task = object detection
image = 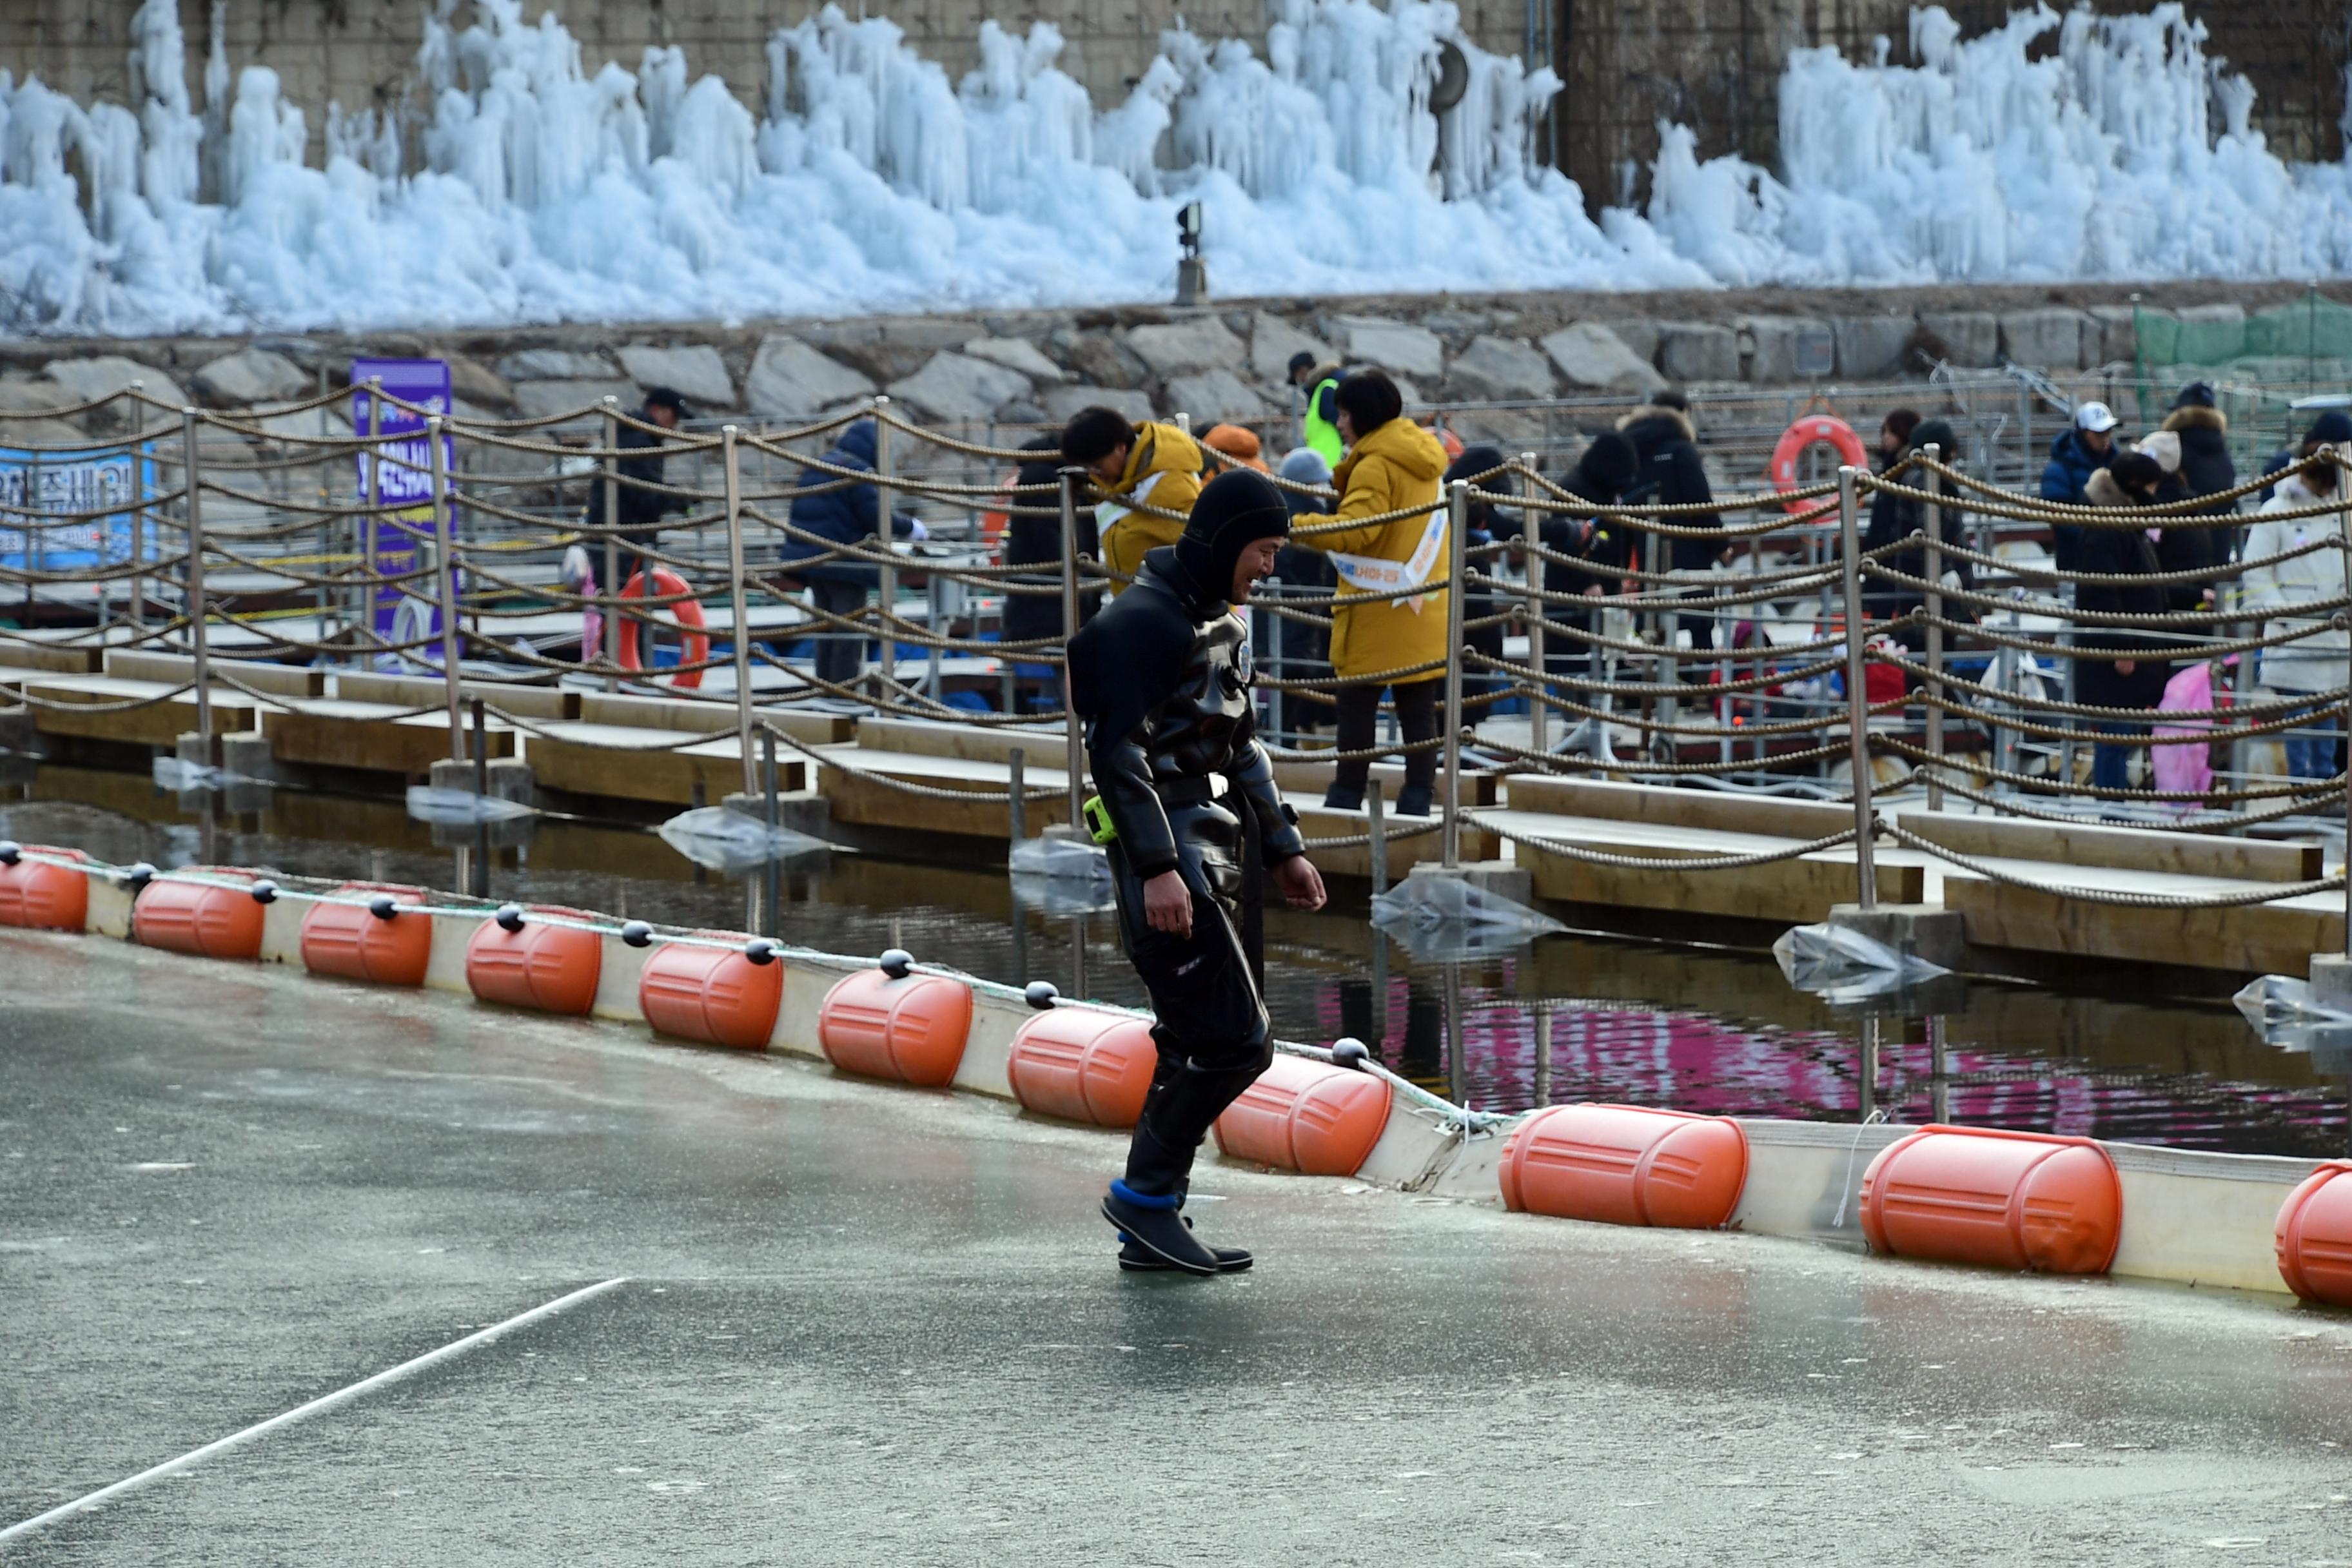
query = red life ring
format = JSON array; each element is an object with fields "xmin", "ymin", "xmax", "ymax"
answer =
[
  {"xmin": 1769, "ymin": 415, "xmax": 1870, "ymax": 516},
  {"xmin": 614, "ymin": 567, "xmax": 710, "ymax": 689}
]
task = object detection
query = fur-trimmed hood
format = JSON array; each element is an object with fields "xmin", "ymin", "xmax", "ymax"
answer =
[
  {"xmin": 2162, "ymin": 405, "xmax": 2228, "ymax": 435},
  {"xmin": 2084, "ymin": 467, "xmax": 2136, "ymax": 508},
  {"xmin": 1617, "ymin": 405, "xmax": 1697, "ymax": 444}
]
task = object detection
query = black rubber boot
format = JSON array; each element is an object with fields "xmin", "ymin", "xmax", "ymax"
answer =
[
  {"xmin": 1102, "ymin": 1181, "xmax": 1221, "ymax": 1275},
  {"xmin": 1321, "ymin": 782, "xmax": 1365, "ymax": 812},
  {"xmin": 1116, "ymin": 1185, "xmax": 1251, "ymax": 1272},
  {"xmin": 1393, "ymin": 782, "xmax": 1433, "ymax": 817}
]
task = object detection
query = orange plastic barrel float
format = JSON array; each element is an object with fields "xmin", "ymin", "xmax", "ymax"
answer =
[
  {"xmin": 818, "ymin": 968, "xmax": 974, "ymax": 1087},
  {"xmin": 1213, "ymin": 1052, "xmax": 1392, "ymax": 1177},
  {"xmin": 2275, "ymin": 1161, "xmax": 2352, "ymax": 1308},
  {"xmin": 1498, "ymin": 1103, "xmax": 1749, "ymax": 1229},
  {"xmin": 467, "ymin": 905, "xmax": 603, "ymax": 1016},
  {"xmin": 1859, "ymin": 1124, "xmax": 2123, "ymax": 1275},
  {"xmin": 132, "ymin": 870, "xmax": 268, "ymax": 960},
  {"xmin": 638, "ymin": 932, "xmax": 783, "ymax": 1050},
  {"xmin": 300, "ymin": 883, "xmax": 433, "ymax": 987},
  {"xmin": 0, "ymin": 845, "xmax": 89, "ymax": 932},
  {"xmin": 1006, "ymin": 1010, "xmax": 1157, "ymax": 1126}
]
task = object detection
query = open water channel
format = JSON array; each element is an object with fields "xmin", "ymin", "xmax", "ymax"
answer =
[{"xmin": 6, "ymin": 762, "xmax": 2347, "ymax": 1161}]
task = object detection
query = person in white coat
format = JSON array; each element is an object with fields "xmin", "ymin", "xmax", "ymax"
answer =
[{"xmin": 2242, "ymin": 447, "xmax": 2350, "ymax": 779}]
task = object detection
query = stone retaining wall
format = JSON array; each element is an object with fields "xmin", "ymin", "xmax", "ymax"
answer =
[{"xmin": 3, "ymin": 281, "xmax": 2342, "ymax": 446}]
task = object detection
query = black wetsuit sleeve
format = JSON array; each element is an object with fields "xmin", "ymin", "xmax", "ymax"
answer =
[
  {"xmin": 1228, "ymin": 736, "xmax": 1305, "ymax": 864},
  {"xmin": 1068, "ymin": 604, "xmax": 1191, "ymax": 880}
]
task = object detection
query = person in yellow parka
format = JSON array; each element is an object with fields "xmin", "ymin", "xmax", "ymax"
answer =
[
  {"xmin": 1059, "ymin": 407, "xmax": 1203, "ymax": 594},
  {"xmin": 1291, "ymin": 369, "xmax": 1449, "ymax": 816}
]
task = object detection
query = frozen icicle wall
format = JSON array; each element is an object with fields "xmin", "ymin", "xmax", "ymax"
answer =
[
  {"xmin": 1, "ymin": 0, "xmax": 2347, "ymax": 337},
  {"xmin": 1701, "ymin": 2, "xmax": 2352, "ymax": 284}
]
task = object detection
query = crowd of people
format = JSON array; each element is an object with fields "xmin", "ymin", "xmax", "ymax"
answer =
[{"xmin": 583, "ymin": 358, "xmax": 2349, "ymax": 805}]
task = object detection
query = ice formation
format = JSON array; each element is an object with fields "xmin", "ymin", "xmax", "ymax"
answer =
[{"xmin": 0, "ymin": 0, "xmax": 2347, "ymax": 335}]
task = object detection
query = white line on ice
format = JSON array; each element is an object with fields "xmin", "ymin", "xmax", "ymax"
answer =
[{"xmin": 0, "ymin": 1276, "xmax": 629, "ymax": 1543}]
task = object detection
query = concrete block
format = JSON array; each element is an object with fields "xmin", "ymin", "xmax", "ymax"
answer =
[
  {"xmin": 1827, "ymin": 901, "xmax": 1969, "ymax": 972},
  {"xmin": 2309, "ymin": 952, "xmax": 2352, "ymax": 1010},
  {"xmin": 1741, "ymin": 316, "xmax": 1809, "ymax": 383},
  {"xmin": 1832, "ymin": 314, "xmax": 1914, "ymax": 378},
  {"xmin": 495, "ymin": 348, "xmax": 618, "ymax": 382},
  {"xmin": 963, "ymin": 337, "xmax": 1071, "ymax": 384},
  {"xmin": 1042, "ymin": 384, "xmax": 1154, "ymax": 424},
  {"xmin": 1329, "ymin": 315, "xmax": 1445, "ymax": 379},
  {"xmin": 1049, "ymin": 329, "xmax": 1152, "ymax": 389},
  {"xmin": 887, "ymin": 352, "xmax": 1034, "ymax": 420},
  {"xmin": 1658, "ymin": 321, "xmax": 1740, "ymax": 382},
  {"xmin": 1124, "ymin": 317, "xmax": 1247, "ymax": 378},
  {"xmin": 41, "ymin": 355, "xmax": 187, "ymax": 416},
  {"xmin": 445, "ymin": 353, "xmax": 514, "ymax": 411},
  {"xmin": 220, "ymin": 732, "xmax": 278, "ymax": 781},
  {"xmin": 513, "ymin": 380, "xmax": 638, "ymax": 421},
  {"xmin": 616, "ymin": 344, "xmax": 736, "ymax": 408},
  {"xmin": 1999, "ymin": 308, "xmax": 2090, "ymax": 371},
  {"xmin": 1248, "ymin": 311, "xmax": 1338, "ymax": 381},
  {"xmin": 2084, "ymin": 305, "xmax": 2138, "ymax": 366},
  {"xmin": 1539, "ymin": 322, "xmax": 1664, "ymax": 393},
  {"xmin": 191, "ymin": 347, "xmax": 308, "ymax": 407},
  {"xmin": 1917, "ymin": 311, "xmax": 1999, "ymax": 368},
  {"xmin": 745, "ymin": 336, "xmax": 875, "ymax": 418},
  {"xmin": 1445, "ymin": 335, "xmax": 1555, "ymax": 401},
  {"xmin": 1162, "ymin": 369, "xmax": 1271, "ymax": 424},
  {"xmin": 1403, "ymin": 858, "xmax": 1533, "ymax": 906},
  {"xmin": 1606, "ymin": 320, "xmax": 1661, "ymax": 365},
  {"xmin": 2174, "ymin": 302, "xmax": 2246, "ymax": 329}
]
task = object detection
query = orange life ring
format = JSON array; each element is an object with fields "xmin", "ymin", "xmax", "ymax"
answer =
[
  {"xmin": 981, "ymin": 466, "xmax": 1015, "ymax": 547},
  {"xmin": 1769, "ymin": 414, "xmax": 1869, "ymax": 516},
  {"xmin": 614, "ymin": 567, "xmax": 710, "ymax": 689}
]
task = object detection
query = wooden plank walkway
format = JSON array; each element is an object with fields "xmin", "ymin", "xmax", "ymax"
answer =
[{"xmin": 5, "ymin": 650, "xmax": 2338, "ymax": 974}]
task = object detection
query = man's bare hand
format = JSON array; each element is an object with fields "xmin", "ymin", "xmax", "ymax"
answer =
[
  {"xmin": 1142, "ymin": 870, "xmax": 1193, "ymax": 938},
  {"xmin": 1272, "ymin": 855, "xmax": 1327, "ymax": 912}
]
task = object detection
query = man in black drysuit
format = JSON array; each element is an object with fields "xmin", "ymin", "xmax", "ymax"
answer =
[{"xmin": 1067, "ymin": 468, "xmax": 1329, "ymax": 1277}]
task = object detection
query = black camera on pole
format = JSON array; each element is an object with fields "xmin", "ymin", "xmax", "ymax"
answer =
[{"xmin": 1175, "ymin": 200, "xmax": 1208, "ymax": 306}]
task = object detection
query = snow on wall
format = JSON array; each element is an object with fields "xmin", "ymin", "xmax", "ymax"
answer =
[{"xmin": 0, "ymin": 0, "xmax": 2346, "ymax": 337}]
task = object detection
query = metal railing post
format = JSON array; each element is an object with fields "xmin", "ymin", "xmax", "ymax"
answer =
[
  {"xmin": 1836, "ymin": 465, "xmax": 1878, "ymax": 910},
  {"xmin": 722, "ymin": 424, "xmax": 755, "ymax": 796},
  {"xmin": 128, "ymin": 381, "xmax": 146, "ymax": 632},
  {"xmin": 600, "ymin": 397, "xmax": 620, "ymax": 692},
  {"xmin": 1923, "ymin": 445, "xmax": 1945, "ymax": 812},
  {"xmin": 870, "ymin": 396, "xmax": 896, "ymax": 701},
  {"xmin": 1441, "ymin": 478, "xmax": 1469, "ymax": 869},
  {"xmin": 1367, "ymin": 779, "xmax": 1388, "ymax": 897},
  {"xmin": 1008, "ymin": 747, "xmax": 1027, "ymax": 845},
  {"xmin": 1518, "ymin": 451, "xmax": 1545, "ymax": 755},
  {"xmin": 181, "ymin": 408, "xmax": 211, "ymax": 759},
  {"xmin": 428, "ymin": 415, "xmax": 463, "ymax": 761},
  {"xmin": 358, "ymin": 378, "xmax": 380, "ymax": 663},
  {"xmin": 2340, "ymin": 505, "xmax": 2351, "ymax": 948},
  {"xmin": 1057, "ymin": 466, "xmax": 1088, "ymax": 828}
]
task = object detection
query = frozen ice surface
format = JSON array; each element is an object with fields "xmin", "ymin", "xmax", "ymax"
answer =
[{"xmin": 1, "ymin": 0, "xmax": 2347, "ymax": 336}]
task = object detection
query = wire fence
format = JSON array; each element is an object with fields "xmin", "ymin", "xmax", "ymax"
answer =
[{"xmin": 3, "ymin": 377, "xmax": 2349, "ymax": 924}]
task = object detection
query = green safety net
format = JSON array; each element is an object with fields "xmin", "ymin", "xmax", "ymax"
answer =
[{"xmin": 2132, "ymin": 289, "xmax": 2352, "ymax": 469}]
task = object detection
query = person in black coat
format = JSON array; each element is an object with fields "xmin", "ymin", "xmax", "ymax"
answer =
[
  {"xmin": 1615, "ymin": 391, "xmax": 1725, "ymax": 574},
  {"xmin": 2157, "ymin": 381, "xmax": 2240, "ymax": 569},
  {"xmin": 583, "ymin": 386, "xmax": 690, "ymax": 591},
  {"xmin": 999, "ymin": 435, "xmax": 1096, "ymax": 646},
  {"xmin": 1446, "ymin": 445, "xmax": 1513, "ymax": 703},
  {"xmin": 2075, "ymin": 453, "xmax": 2173, "ymax": 794},
  {"xmin": 1525, "ymin": 433, "xmax": 1639, "ymax": 678},
  {"xmin": 783, "ymin": 417, "xmax": 925, "ymax": 687},
  {"xmin": 1860, "ymin": 416, "xmax": 1974, "ymax": 631}
]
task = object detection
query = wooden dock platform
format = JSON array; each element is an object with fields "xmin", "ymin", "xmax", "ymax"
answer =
[{"xmin": 5, "ymin": 647, "xmax": 2338, "ymax": 976}]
